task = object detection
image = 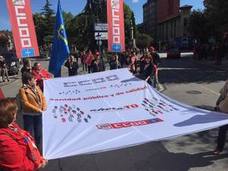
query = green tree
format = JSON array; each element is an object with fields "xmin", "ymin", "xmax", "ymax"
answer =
[
  {"xmin": 40, "ymin": 0, "xmax": 55, "ymax": 45},
  {"xmin": 62, "ymin": 12, "xmax": 75, "ymax": 45},
  {"xmin": 33, "ymin": 13, "xmax": 45, "ymax": 46},
  {"xmin": 79, "ymin": 0, "xmax": 137, "ymax": 50},
  {"xmin": 124, "ymin": 4, "xmax": 136, "ymax": 48},
  {"xmin": 136, "ymin": 33, "xmax": 153, "ymax": 49},
  {"xmin": 70, "ymin": 14, "xmax": 93, "ymax": 50},
  {"xmin": 204, "ymin": 0, "xmax": 228, "ymax": 40},
  {"xmin": 188, "ymin": 10, "xmax": 209, "ymax": 42}
]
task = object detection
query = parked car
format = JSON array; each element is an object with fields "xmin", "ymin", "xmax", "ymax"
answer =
[
  {"xmin": 2, "ymin": 53, "xmax": 20, "ymax": 75},
  {"xmin": 167, "ymin": 48, "xmax": 181, "ymax": 59}
]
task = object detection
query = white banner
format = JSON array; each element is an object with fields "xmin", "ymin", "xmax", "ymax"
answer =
[{"xmin": 43, "ymin": 69, "xmax": 228, "ymax": 160}]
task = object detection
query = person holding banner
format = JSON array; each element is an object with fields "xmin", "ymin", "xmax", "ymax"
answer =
[
  {"xmin": 0, "ymin": 98, "xmax": 47, "ymax": 171},
  {"xmin": 138, "ymin": 54, "xmax": 155, "ymax": 86},
  {"xmin": 18, "ymin": 72, "xmax": 47, "ymax": 151},
  {"xmin": 32, "ymin": 63, "xmax": 53, "ymax": 91},
  {"xmin": 128, "ymin": 52, "xmax": 137, "ymax": 74},
  {"xmin": 214, "ymin": 81, "xmax": 228, "ymax": 154}
]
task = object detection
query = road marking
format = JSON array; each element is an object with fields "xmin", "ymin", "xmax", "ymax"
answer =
[{"xmin": 199, "ymin": 85, "xmax": 220, "ymax": 96}]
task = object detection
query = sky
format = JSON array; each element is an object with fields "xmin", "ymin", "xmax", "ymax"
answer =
[{"xmin": 0, "ymin": 0, "xmax": 204, "ymax": 30}]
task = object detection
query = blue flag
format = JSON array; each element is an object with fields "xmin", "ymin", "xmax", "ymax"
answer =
[{"xmin": 49, "ymin": 0, "xmax": 70, "ymax": 77}]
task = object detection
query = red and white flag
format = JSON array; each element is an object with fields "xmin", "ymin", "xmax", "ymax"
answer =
[
  {"xmin": 107, "ymin": 0, "xmax": 125, "ymax": 52},
  {"xmin": 6, "ymin": 0, "xmax": 39, "ymax": 58}
]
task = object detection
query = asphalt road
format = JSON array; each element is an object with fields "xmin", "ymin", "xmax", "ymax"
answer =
[{"xmin": 1, "ymin": 55, "xmax": 228, "ymax": 171}]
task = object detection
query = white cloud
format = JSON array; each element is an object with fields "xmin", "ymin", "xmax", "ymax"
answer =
[{"xmin": 132, "ymin": 0, "xmax": 139, "ymax": 3}]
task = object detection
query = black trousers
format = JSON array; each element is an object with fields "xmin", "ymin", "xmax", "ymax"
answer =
[{"xmin": 216, "ymin": 124, "xmax": 228, "ymax": 151}]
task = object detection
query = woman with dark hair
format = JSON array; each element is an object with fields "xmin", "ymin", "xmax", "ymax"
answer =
[
  {"xmin": 138, "ymin": 54, "xmax": 155, "ymax": 86},
  {"xmin": 21, "ymin": 58, "xmax": 32, "ymax": 75},
  {"xmin": 0, "ymin": 98, "xmax": 47, "ymax": 170},
  {"xmin": 65, "ymin": 55, "xmax": 79, "ymax": 76},
  {"xmin": 18, "ymin": 72, "xmax": 47, "ymax": 150},
  {"xmin": 109, "ymin": 55, "xmax": 119, "ymax": 70},
  {"xmin": 128, "ymin": 52, "xmax": 137, "ymax": 74}
]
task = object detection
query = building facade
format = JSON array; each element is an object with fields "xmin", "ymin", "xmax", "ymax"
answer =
[
  {"xmin": 143, "ymin": 0, "xmax": 192, "ymax": 50},
  {"xmin": 143, "ymin": 0, "xmax": 157, "ymax": 39},
  {"xmin": 157, "ymin": 5, "xmax": 192, "ymax": 50}
]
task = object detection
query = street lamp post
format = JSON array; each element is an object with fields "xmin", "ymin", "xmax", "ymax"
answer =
[
  {"xmin": 96, "ymin": 33, "xmax": 105, "ymax": 71},
  {"xmin": 130, "ymin": 20, "xmax": 136, "ymax": 50}
]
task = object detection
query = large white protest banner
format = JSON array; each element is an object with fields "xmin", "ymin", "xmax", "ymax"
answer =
[{"xmin": 43, "ymin": 69, "xmax": 228, "ymax": 160}]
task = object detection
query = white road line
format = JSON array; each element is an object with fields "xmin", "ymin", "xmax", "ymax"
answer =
[{"xmin": 199, "ymin": 85, "xmax": 220, "ymax": 96}]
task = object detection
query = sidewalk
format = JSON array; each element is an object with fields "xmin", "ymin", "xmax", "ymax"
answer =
[{"xmin": 0, "ymin": 75, "xmax": 20, "ymax": 87}]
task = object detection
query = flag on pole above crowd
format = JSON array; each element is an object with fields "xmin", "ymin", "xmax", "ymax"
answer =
[{"xmin": 49, "ymin": 0, "xmax": 70, "ymax": 77}]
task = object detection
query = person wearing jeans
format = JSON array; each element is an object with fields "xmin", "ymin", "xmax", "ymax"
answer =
[
  {"xmin": 18, "ymin": 72, "xmax": 47, "ymax": 151},
  {"xmin": 23, "ymin": 115, "xmax": 42, "ymax": 149}
]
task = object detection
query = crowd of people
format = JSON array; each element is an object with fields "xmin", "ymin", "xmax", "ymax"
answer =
[
  {"xmin": 66, "ymin": 47, "xmax": 161, "ymax": 88},
  {"xmin": 0, "ymin": 45, "xmax": 228, "ymax": 170}
]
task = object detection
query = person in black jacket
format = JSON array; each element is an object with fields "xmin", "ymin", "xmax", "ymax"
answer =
[
  {"xmin": 109, "ymin": 55, "xmax": 119, "ymax": 70},
  {"xmin": 65, "ymin": 55, "xmax": 79, "ymax": 76},
  {"xmin": 149, "ymin": 46, "xmax": 161, "ymax": 88},
  {"xmin": 91, "ymin": 54, "xmax": 105, "ymax": 73},
  {"xmin": 139, "ymin": 54, "xmax": 155, "ymax": 86},
  {"xmin": 21, "ymin": 58, "xmax": 32, "ymax": 75}
]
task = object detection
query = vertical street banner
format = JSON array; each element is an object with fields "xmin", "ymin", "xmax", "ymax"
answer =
[
  {"xmin": 6, "ymin": 0, "xmax": 39, "ymax": 58},
  {"xmin": 107, "ymin": 0, "xmax": 125, "ymax": 52}
]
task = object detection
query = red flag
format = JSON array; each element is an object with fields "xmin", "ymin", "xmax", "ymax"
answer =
[
  {"xmin": 6, "ymin": 0, "xmax": 39, "ymax": 58},
  {"xmin": 107, "ymin": 0, "xmax": 125, "ymax": 52}
]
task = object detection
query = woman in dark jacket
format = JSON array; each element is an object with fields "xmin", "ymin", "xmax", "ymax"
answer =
[
  {"xmin": 21, "ymin": 58, "xmax": 32, "ymax": 75},
  {"xmin": 139, "ymin": 54, "xmax": 155, "ymax": 86},
  {"xmin": 109, "ymin": 55, "xmax": 119, "ymax": 70},
  {"xmin": 65, "ymin": 55, "xmax": 79, "ymax": 76}
]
